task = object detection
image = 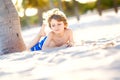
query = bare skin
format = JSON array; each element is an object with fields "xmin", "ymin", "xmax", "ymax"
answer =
[
  {"xmin": 42, "ymin": 19, "xmax": 74, "ymax": 50},
  {"xmin": 27, "ymin": 8, "xmax": 74, "ymax": 51},
  {"xmin": 26, "ymin": 24, "xmax": 46, "ymax": 50}
]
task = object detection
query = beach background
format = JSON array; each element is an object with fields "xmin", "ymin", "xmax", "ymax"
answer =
[{"xmin": 0, "ymin": 9, "xmax": 120, "ymax": 80}]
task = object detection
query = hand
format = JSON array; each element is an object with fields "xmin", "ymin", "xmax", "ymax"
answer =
[
  {"xmin": 39, "ymin": 31, "xmax": 46, "ymax": 37},
  {"xmin": 66, "ymin": 42, "xmax": 74, "ymax": 47}
]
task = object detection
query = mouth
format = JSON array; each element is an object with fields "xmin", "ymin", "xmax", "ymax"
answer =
[{"xmin": 55, "ymin": 29, "xmax": 60, "ymax": 31}]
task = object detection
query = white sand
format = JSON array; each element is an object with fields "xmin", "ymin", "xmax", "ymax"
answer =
[{"xmin": 0, "ymin": 9, "xmax": 120, "ymax": 80}]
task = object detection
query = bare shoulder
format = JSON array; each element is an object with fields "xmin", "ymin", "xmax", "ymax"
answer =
[
  {"xmin": 47, "ymin": 31, "xmax": 54, "ymax": 38},
  {"xmin": 65, "ymin": 28, "xmax": 73, "ymax": 33},
  {"xmin": 47, "ymin": 31, "xmax": 54, "ymax": 39}
]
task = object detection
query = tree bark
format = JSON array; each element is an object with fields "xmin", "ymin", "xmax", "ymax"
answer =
[
  {"xmin": 58, "ymin": 0, "xmax": 63, "ymax": 11},
  {"xmin": 49, "ymin": 0, "xmax": 54, "ymax": 9},
  {"xmin": 73, "ymin": 0, "xmax": 80, "ymax": 21},
  {"xmin": 0, "ymin": 0, "xmax": 26, "ymax": 54},
  {"xmin": 97, "ymin": 0, "xmax": 102, "ymax": 16},
  {"xmin": 113, "ymin": 0, "xmax": 118, "ymax": 13},
  {"xmin": 38, "ymin": 8, "xmax": 43, "ymax": 25}
]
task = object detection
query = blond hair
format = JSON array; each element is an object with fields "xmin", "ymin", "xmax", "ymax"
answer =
[{"xmin": 42, "ymin": 8, "xmax": 68, "ymax": 28}]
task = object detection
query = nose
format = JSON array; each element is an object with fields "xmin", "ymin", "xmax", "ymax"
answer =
[
  {"xmin": 54, "ymin": 27, "xmax": 59, "ymax": 31},
  {"xmin": 54, "ymin": 25, "xmax": 58, "ymax": 30}
]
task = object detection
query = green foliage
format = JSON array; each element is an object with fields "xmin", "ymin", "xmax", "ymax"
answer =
[
  {"xmin": 20, "ymin": 17, "xmax": 28, "ymax": 27},
  {"xmin": 28, "ymin": 15, "xmax": 39, "ymax": 24},
  {"xmin": 95, "ymin": 0, "xmax": 120, "ymax": 10},
  {"xmin": 21, "ymin": 0, "xmax": 120, "ymax": 27},
  {"xmin": 96, "ymin": 0, "xmax": 113, "ymax": 10},
  {"xmin": 22, "ymin": 0, "xmax": 49, "ymax": 8},
  {"xmin": 62, "ymin": 1, "xmax": 74, "ymax": 16},
  {"xmin": 118, "ymin": 0, "xmax": 120, "ymax": 4},
  {"xmin": 20, "ymin": 15, "xmax": 38, "ymax": 27},
  {"xmin": 78, "ymin": 2, "xmax": 96, "ymax": 14}
]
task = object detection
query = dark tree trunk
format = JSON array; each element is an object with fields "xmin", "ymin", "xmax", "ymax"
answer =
[
  {"xmin": 58, "ymin": 0, "xmax": 63, "ymax": 11},
  {"xmin": 49, "ymin": 0, "xmax": 54, "ymax": 9},
  {"xmin": 113, "ymin": 0, "xmax": 118, "ymax": 13},
  {"xmin": 73, "ymin": 0, "xmax": 80, "ymax": 21},
  {"xmin": 38, "ymin": 8, "xmax": 43, "ymax": 25},
  {"xmin": 97, "ymin": 0, "xmax": 102, "ymax": 16}
]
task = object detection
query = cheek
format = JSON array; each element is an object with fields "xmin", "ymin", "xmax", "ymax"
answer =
[
  {"xmin": 51, "ymin": 27, "xmax": 55, "ymax": 30},
  {"xmin": 62, "ymin": 24, "xmax": 66, "ymax": 29}
]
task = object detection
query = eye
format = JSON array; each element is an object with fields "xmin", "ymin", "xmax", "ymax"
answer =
[{"xmin": 51, "ymin": 24, "xmax": 55, "ymax": 27}]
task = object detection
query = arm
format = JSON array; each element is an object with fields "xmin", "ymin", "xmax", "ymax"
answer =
[
  {"xmin": 26, "ymin": 24, "xmax": 46, "ymax": 50},
  {"xmin": 67, "ymin": 29, "xmax": 74, "ymax": 47},
  {"xmin": 42, "ymin": 32, "xmax": 54, "ymax": 50}
]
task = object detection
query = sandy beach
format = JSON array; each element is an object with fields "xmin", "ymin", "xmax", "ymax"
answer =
[{"xmin": 0, "ymin": 9, "xmax": 120, "ymax": 80}]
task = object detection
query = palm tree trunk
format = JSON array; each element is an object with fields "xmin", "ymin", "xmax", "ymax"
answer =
[
  {"xmin": 58, "ymin": 0, "xmax": 63, "ymax": 11},
  {"xmin": 49, "ymin": 0, "xmax": 54, "ymax": 9},
  {"xmin": 38, "ymin": 8, "xmax": 43, "ymax": 25},
  {"xmin": 0, "ymin": 0, "xmax": 26, "ymax": 54},
  {"xmin": 113, "ymin": 0, "xmax": 118, "ymax": 13},
  {"xmin": 73, "ymin": 0, "xmax": 80, "ymax": 21},
  {"xmin": 97, "ymin": 0, "xmax": 102, "ymax": 16}
]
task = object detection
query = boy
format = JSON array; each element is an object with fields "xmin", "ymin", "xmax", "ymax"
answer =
[{"xmin": 28, "ymin": 8, "xmax": 74, "ymax": 51}]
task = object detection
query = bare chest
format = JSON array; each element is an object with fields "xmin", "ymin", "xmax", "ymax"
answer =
[{"xmin": 53, "ymin": 36, "xmax": 68, "ymax": 46}]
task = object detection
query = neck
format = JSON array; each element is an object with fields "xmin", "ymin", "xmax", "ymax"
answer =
[{"xmin": 55, "ymin": 30, "xmax": 65, "ymax": 37}]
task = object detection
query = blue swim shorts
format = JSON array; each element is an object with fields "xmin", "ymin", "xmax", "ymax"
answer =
[{"xmin": 31, "ymin": 36, "xmax": 47, "ymax": 51}]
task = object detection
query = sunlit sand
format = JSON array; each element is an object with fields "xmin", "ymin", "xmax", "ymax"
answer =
[{"xmin": 0, "ymin": 9, "xmax": 120, "ymax": 80}]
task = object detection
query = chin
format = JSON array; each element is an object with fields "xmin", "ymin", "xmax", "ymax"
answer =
[{"xmin": 54, "ymin": 31, "xmax": 60, "ymax": 34}]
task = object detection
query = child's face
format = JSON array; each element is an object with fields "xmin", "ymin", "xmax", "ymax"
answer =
[{"xmin": 50, "ymin": 19, "xmax": 66, "ymax": 34}]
